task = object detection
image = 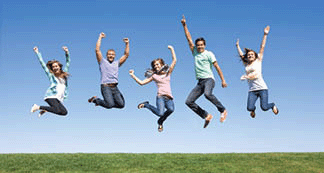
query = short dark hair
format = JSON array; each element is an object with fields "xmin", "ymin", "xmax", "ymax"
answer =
[{"xmin": 195, "ymin": 37, "xmax": 206, "ymax": 46}]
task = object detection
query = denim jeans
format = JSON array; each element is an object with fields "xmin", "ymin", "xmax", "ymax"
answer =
[
  {"xmin": 94, "ymin": 84, "xmax": 125, "ymax": 109},
  {"xmin": 247, "ymin": 89, "xmax": 274, "ymax": 112},
  {"xmin": 40, "ymin": 98, "xmax": 68, "ymax": 116},
  {"xmin": 185, "ymin": 78, "xmax": 225, "ymax": 119},
  {"xmin": 144, "ymin": 96, "xmax": 174, "ymax": 125}
]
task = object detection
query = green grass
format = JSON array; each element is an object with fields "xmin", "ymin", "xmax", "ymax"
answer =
[{"xmin": 0, "ymin": 153, "xmax": 323, "ymax": 172}]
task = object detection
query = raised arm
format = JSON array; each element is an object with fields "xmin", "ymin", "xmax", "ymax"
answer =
[
  {"xmin": 213, "ymin": 61, "xmax": 227, "ymax": 88},
  {"xmin": 129, "ymin": 70, "xmax": 153, "ymax": 85},
  {"xmin": 181, "ymin": 15, "xmax": 195, "ymax": 52},
  {"xmin": 167, "ymin": 45, "xmax": 177, "ymax": 76},
  {"xmin": 119, "ymin": 38, "xmax": 130, "ymax": 67},
  {"xmin": 33, "ymin": 46, "xmax": 51, "ymax": 78},
  {"xmin": 95, "ymin": 32, "xmax": 105, "ymax": 64},
  {"xmin": 258, "ymin": 25, "xmax": 270, "ymax": 61},
  {"xmin": 236, "ymin": 39, "xmax": 244, "ymax": 59},
  {"xmin": 62, "ymin": 46, "xmax": 70, "ymax": 72}
]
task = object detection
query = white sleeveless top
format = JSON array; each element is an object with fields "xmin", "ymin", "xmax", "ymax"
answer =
[{"xmin": 245, "ymin": 59, "xmax": 268, "ymax": 91}]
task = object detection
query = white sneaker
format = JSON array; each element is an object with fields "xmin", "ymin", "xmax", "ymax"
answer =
[{"xmin": 30, "ymin": 104, "xmax": 39, "ymax": 113}]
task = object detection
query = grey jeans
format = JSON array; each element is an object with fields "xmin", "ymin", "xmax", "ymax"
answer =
[{"xmin": 185, "ymin": 78, "xmax": 225, "ymax": 119}]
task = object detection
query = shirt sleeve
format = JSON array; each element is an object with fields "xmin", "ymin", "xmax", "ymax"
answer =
[{"xmin": 208, "ymin": 51, "xmax": 217, "ymax": 63}]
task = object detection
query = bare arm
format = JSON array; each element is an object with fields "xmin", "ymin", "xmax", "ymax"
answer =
[
  {"xmin": 95, "ymin": 32, "xmax": 105, "ymax": 64},
  {"xmin": 129, "ymin": 70, "xmax": 153, "ymax": 85},
  {"xmin": 236, "ymin": 39, "xmax": 244, "ymax": 59},
  {"xmin": 181, "ymin": 15, "xmax": 194, "ymax": 52},
  {"xmin": 213, "ymin": 61, "xmax": 227, "ymax": 88},
  {"xmin": 258, "ymin": 26, "xmax": 270, "ymax": 61},
  {"xmin": 167, "ymin": 45, "xmax": 177, "ymax": 76},
  {"xmin": 119, "ymin": 38, "xmax": 130, "ymax": 67}
]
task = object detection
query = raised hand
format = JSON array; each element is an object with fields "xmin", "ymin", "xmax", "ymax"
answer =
[
  {"xmin": 264, "ymin": 26, "xmax": 270, "ymax": 35},
  {"xmin": 236, "ymin": 39, "xmax": 240, "ymax": 46},
  {"xmin": 62, "ymin": 46, "xmax": 69, "ymax": 53},
  {"xmin": 168, "ymin": 45, "xmax": 174, "ymax": 50},
  {"xmin": 129, "ymin": 69, "xmax": 134, "ymax": 75},
  {"xmin": 100, "ymin": 32, "xmax": 106, "ymax": 38},
  {"xmin": 33, "ymin": 46, "xmax": 39, "ymax": 53},
  {"xmin": 181, "ymin": 15, "xmax": 186, "ymax": 25},
  {"xmin": 123, "ymin": 38, "xmax": 129, "ymax": 43}
]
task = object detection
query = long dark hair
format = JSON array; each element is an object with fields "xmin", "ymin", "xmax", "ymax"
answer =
[
  {"xmin": 241, "ymin": 48, "xmax": 258, "ymax": 65},
  {"xmin": 46, "ymin": 60, "xmax": 69, "ymax": 80}
]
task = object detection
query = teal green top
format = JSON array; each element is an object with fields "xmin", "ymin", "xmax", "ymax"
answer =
[
  {"xmin": 192, "ymin": 47, "xmax": 217, "ymax": 79},
  {"xmin": 36, "ymin": 52, "xmax": 71, "ymax": 100}
]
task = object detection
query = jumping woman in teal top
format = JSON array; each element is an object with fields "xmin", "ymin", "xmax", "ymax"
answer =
[{"xmin": 31, "ymin": 46, "xmax": 70, "ymax": 117}]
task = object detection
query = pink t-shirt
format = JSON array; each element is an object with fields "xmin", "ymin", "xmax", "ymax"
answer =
[{"xmin": 152, "ymin": 73, "xmax": 173, "ymax": 99}]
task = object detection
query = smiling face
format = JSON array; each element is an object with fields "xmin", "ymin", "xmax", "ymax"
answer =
[
  {"xmin": 153, "ymin": 60, "xmax": 162, "ymax": 71},
  {"xmin": 106, "ymin": 50, "xmax": 116, "ymax": 63},
  {"xmin": 247, "ymin": 51, "xmax": 257, "ymax": 63},
  {"xmin": 51, "ymin": 62, "xmax": 61, "ymax": 74},
  {"xmin": 151, "ymin": 58, "xmax": 165, "ymax": 73},
  {"xmin": 196, "ymin": 40, "xmax": 206, "ymax": 53}
]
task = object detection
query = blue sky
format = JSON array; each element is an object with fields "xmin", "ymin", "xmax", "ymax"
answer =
[{"xmin": 1, "ymin": 0, "xmax": 323, "ymax": 153}]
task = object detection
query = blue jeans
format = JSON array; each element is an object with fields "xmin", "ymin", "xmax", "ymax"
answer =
[
  {"xmin": 94, "ymin": 84, "xmax": 125, "ymax": 109},
  {"xmin": 185, "ymin": 78, "xmax": 225, "ymax": 119},
  {"xmin": 144, "ymin": 96, "xmax": 174, "ymax": 125},
  {"xmin": 247, "ymin": 89, "xmax": 274, "ymax": 112}
]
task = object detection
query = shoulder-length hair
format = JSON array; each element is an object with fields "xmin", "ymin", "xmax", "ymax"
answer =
[
  {"xmin": 151, "ymin": 58, "xmax": 165, "ymax": 73},
  {"xmin": 46, "ymin": 60, "xmax": 69, "ymax": 80},
  {"xmin": 241, "ymin": 48, "xmax": 258, "ymax": 65}
]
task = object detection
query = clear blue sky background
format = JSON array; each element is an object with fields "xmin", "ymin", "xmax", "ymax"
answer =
[{"xmin": 1, "ymin": 0, "xmax": 323, "ymax": 153}]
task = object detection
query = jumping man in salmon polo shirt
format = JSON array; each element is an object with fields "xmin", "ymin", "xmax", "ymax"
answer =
[
  {"xmin": 181, "ymin": 15, "xmax": 228, "ymax": 128},
  {"xmin": 88, "ymin": 32, "xmax": 129, "ymax": 109}
]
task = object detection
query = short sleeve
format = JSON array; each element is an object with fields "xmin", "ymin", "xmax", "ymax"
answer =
[{"xmin": 208, "ymin": 51, "xmax": 217, "ymax": 63}]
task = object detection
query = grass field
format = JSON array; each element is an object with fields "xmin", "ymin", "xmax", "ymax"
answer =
[{"xmin": 0, "ymin": 153, "xmax": 323, "ymax": 172}]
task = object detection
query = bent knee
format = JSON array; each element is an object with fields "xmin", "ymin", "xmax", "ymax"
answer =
[{"xmin": 59, "ymin": 110, "xmax": 68, "ymax": 116}]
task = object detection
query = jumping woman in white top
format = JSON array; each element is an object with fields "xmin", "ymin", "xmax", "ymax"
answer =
[
  {"xmin": 31, "ymin": 46, "xmax": 70, "ymax": 117},
  {"xmin": 236, "ymin": 26, "xmax": 279, "ymax": 118}
]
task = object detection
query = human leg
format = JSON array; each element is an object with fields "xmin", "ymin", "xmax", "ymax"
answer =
[
  {"xmin": 185, "ymin": 83, "xmax": 207, "ymax": 119},
  {"xmin": 259, "ymin": 90, "xmax": 275, "ymax": 112},
  {"xmin": 157, "ymin": 97, "xmax": 174, "ymax": 125},
  {"xmin": 247, "ymin": 91, "xmax": 258, "ymax": 118},
  {"xmin": 203, "ymin": 78, "xmax": 226, "ymax": 113},
  {"xmin": 112, "ymin": 86, "xmax": 125, "ymax": 109},
  {"xmin": 94, "ymin": 85, "xmax": 115, "ymax": 109},
  {"xmin": 144, "ymin": 96, "xmax": 164, "ymax": 117},
  {"xmin": 40, "ymin": 98, "xmax": 67, "ymax": 116}
]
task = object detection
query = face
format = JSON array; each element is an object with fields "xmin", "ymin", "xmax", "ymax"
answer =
[
  {"xmin": 51, "ymin": 62, "xmax": 61, "ymax": 74},
  {"xmin": 247, "ymin": 51, "xmax": 256, "ymax": 63},
  {"xmin": 106, "ymin": 50, "xmax": 116, "ymax": 62},
  {"xmin": 153, "ymin": 60, "xmax": 162, "ymax": 72},
  {"xmin": 196, "ymin": 41, "xmax": 206, "ymax": 53}
]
